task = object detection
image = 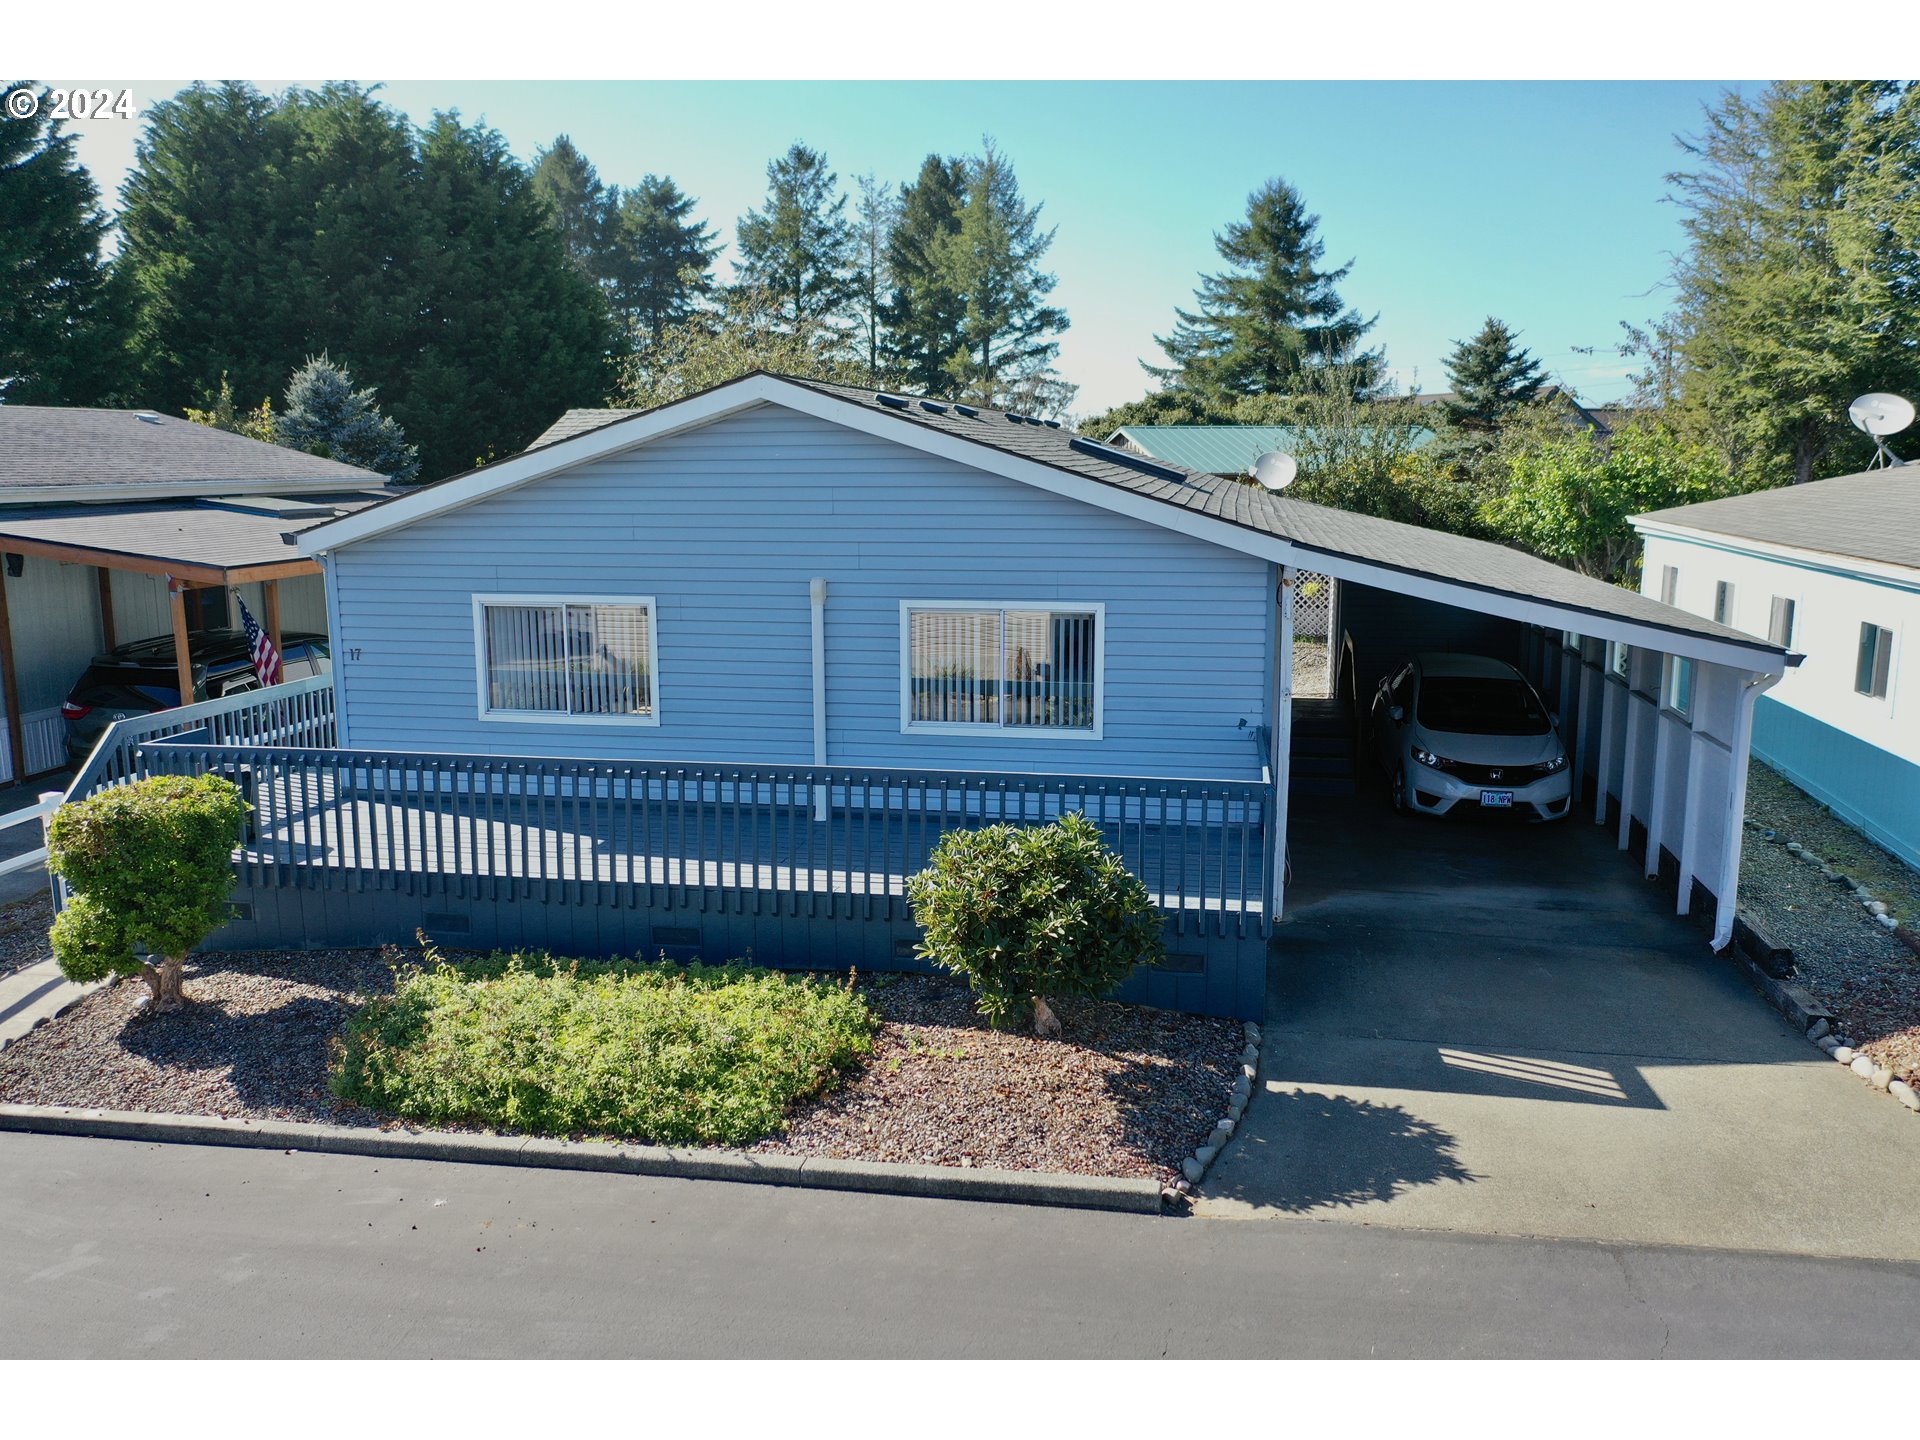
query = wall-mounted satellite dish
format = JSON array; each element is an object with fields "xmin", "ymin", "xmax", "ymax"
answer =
[
  {"xmin": 1848, "ymin": 392, "xmax": 1914, "ymax": 469},
  {"xmin": 1249, "ymin": 450, "xmax": 1298, "ymax": 490}
]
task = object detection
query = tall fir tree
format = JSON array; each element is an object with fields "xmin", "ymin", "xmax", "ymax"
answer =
[
  {"xmin": 0, "ymin": 81, "xmax": 125, "ymax": 404},
  {"xmin": 852, "ymin": 173, "xmax": 896, "ymax": 384},
  {"xmin": 1149, "ymin": 177, "xmax": 1380, "ymax": 398},
  {"xmin": 1441, "ymin": 317, "xmax": 1547, "ymax": 432},
  {"xmin": 733, "ymin": 143, "xmax": 860, "ymax": 347},
  {"xmin": 878, "ymin": 154, "xmax": 969, "ymax": 395},
  {"xmin": 936, "ymin": 142, "xmax": 1071, "ymax": 414},
  {"xmin": 530, "ymin": 135, "xmax": 614, "ymax": 279},
  {"xmin": 406, "ymin": 109, "xmax": 616, "ymax": 475},
  {"xmin": 606, "ymin": 175, "xmax": 720, "ymax": 347},
  {"xmin": 1661, "ymin": 81, "xmax": 1920, "ymax": 486},
  {"xmin": 116, "ymin": 83, "xmax": 616, "ymax": 480}
]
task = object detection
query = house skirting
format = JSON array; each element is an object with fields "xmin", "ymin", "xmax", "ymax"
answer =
[
  {"xmin": 205, "ymin": 878, "xmax": 1271, "ymax": 1022},
  {"xmin": 1752, "ymin": 696, "xmax": 1920, "ymax": 870}
]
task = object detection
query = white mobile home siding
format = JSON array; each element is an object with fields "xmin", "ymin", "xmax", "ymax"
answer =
[
  {"xmin": 1640, "ymin": 531, "xmax": 1920, "ymax": 866},
  {"xmin": 326, "ymin": 404, "xmax": 1275, "ymax": 779}
]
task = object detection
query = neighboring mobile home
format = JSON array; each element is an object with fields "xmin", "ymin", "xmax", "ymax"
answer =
[
  {"xmin": 0, "ymin": 406, "xmax": 390, "ymax": 785},
  {"xmin": 190, "ymin": 371, "xmax": 1790, "ymax": 1020},
  {"xmin": 1633, "ymin": 467, "xmax": 1920, "ymax": 868}
]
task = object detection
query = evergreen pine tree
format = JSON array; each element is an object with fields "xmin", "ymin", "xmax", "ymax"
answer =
[
  {"xmin": 1661, "ymin": 81, "xmax": 1920, "ymax": 485},
  {"xmin": 0, "ymin": 81, "xmax": 125, "ymax": 404},
  {"xmin": 1441, "ymin": 317, "xmax": 1547, "ymax": 431},
  {"xmin": 1149, "ymin": 177, "xmax": 1380, "ymax": 397},
  {"xmin": 937, "ymin": 142, "xmax": 1071, "ymax": 414},
  {"xmin": 606, "ymin": 175, "xmax": 720, "ymax": 347},
  {"xmin": 118, "ymin": 83, "xmax": 617, "ymax": 479},
  {"xmin": 733, "ymin": 143, "xmax": 860, "ymax": 347},
  {"xmin": 878, "ymin": 154, "xmax": 968, "ymax": 395},
  {"xmin": 276, "ymin": 355, "xmax": 418, "ymax": 480},
  {"xmin": 530, "ymin": 135, "xmax": 614, "ymax": 279},
  {"xmin": 852, "ymin": 173, "xmax": 896, "ymax": 384}
]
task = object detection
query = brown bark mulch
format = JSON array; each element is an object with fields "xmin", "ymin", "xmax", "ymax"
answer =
[
  {"xmin": 756, "ymin": 974, "xmax": 1242, "ymax": 1182},
  {"xmin": 0, "ymin": 892, "xmax": 54, "ymax": 982},
  {"xmin": 0, "ymin": 950, "xmax": 1241, "ymax": 1182}
]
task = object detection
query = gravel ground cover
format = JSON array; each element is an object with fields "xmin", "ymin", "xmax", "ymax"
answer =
[
  {"xmin": 1741, "ymin": 763, "xmax": 1920, "ymax": 1085},
  {"xmin": 1293, "ymin": 639, "xmax": 1331, "ymax": 699},
  {"xmin": 0, "ymin": 892, "xmax": 53, "ymax": 981},
  {"xmin": 756, "ymin": 974, "xmax": 1241, "ymax": 1182},
  {"xmin": 0, "ymin": 951, "xmax": 1240, "ymax": 1181}
]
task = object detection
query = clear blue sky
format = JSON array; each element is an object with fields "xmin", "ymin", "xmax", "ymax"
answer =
[{"xmin": 65, "ymin": 79, "xmax": 1754, "ymax": 416}]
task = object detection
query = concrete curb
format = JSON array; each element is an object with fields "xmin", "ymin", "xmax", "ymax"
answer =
[{"xmin": 0, "ymin": 1103, "xmax": 1165, "ymax": 1214}]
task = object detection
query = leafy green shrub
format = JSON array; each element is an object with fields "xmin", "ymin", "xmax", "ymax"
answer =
[
  {"xmin": 331, "ymin": 948, "xmax": 877, "ymax": 1145},
  {"xmin": 906, "ymin": 810, "xmax": 1163, "ymax": 1034},
  {"xmin": 47, "ymin": 774, "xmax": 249, "ymax": 1012}
]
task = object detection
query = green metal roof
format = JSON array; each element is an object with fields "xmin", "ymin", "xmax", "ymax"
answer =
[{"xmin": 1109, "ymin": 424, "xmax": 1435, "ymax": 476}]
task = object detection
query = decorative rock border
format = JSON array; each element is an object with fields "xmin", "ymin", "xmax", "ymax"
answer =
[
  {"xmin": 1803, "ymin": 1020, "xmax": 1918, "ymax": 1115},
  {"xmin": 1753, "ymin": 819, "xmax": 1920, "ymax": 955},
  {"xmin": 1161, "ymin": 1019, "xmax": 1260, "ymax": 1205}
]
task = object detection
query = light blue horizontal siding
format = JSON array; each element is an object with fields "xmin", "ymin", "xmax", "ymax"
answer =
[
  {"xmin": 330, "ymin": 403, "xmax": 1273, "ymax": 779},
  {"xmin": 1752, "ymin": 695, "xmax": 1920, "ymax": 870}
]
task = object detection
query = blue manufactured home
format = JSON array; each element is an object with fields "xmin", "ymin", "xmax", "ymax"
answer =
[{"xmin": 84, "ymin": 374, "xmax": 1793, "ymax": 1020}]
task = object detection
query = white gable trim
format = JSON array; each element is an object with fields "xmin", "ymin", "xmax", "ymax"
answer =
[
  {"xmin": 299, "ymin": 374, "xmax": 1298, "ymax": 566},
  {"xmin": 299, "ymin": 373, "xmax": 1785, "ymax": 672}
]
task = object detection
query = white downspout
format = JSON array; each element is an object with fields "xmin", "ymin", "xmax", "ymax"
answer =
[
  {"xmin": 810, "ymin": 577, "xmax": 829, "ymax": 822},
  {"xmin": 1270, "ymin": 568, "xmax": 1294, "ymax": 925},
  {"xmin": 1712, "ymin": 668, "xmax": 1784, "ymax": 951}
]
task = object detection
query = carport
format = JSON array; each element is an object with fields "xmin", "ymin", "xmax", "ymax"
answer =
[{"xmin": 1256, "ymin": 503, "xmax": 1794, "ymax": 951}]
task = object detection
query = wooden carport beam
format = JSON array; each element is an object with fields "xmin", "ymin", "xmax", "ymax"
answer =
[
  {"xmin": 0, "ymin": 564, "xmax": 25, "ymax": 785},
  {"xmin": 168, "ymin": 578, "xmax": 195, "ymax": 707},
  {"xmin": 96, "ymin": 566, "xmax": 116, "ymax": 649},
  {"xmin": 262, "ymin": 579, "xmax": 283, "ymax": 657}
]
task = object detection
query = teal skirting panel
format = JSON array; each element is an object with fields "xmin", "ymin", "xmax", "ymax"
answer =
[{"xmin": 1751, "ymin": 696, "xmax": 1920, "ymax": 871}]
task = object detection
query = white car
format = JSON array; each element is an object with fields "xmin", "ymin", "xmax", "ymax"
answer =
[{"xmin": 1368, "ymin": 653, "xmax": 1572, "ymax": 821}]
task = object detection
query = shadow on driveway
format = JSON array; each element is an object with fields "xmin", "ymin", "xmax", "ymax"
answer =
[{"xmin": 1205, "ymin": 1089, "xmax": 1478, "ymax": 1213}]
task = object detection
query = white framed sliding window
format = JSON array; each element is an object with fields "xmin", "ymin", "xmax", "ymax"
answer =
[
  {"xmin": 900, "ymin": 601, "xmax": 1105, "ymax": 739},
  {"xmin": 472, "ymin": 594, "xmax": 660, "ymax": 725}
]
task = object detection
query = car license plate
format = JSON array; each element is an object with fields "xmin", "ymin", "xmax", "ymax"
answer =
[{"xmin": 1479, "ymin": 790, "xmax": 1514, "ymax": 808}]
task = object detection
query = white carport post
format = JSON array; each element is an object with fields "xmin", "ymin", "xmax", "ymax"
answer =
[
  {"xmin": 1594, "ymin": 659, "xmax": 1620, "ymax": 828},
  {"xmin": 1269, "ymin": 566, "xmax": 1294, "ymax": 925},
  {"xmin": 1676, "ymin": 709, "xmax": 1711, "ymax": 916},
  {"xmin": 1712, "ymin": 670, "xmax": 1783, "ymax": 949},
  {"xmin": 1645, "ymin": 690, "xmax": 1678, "ymax": 881}
]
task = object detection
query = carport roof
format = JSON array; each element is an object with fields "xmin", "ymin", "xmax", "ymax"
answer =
[
  {"xmin": 0, "ymin": 490, "xmax": 395, "ymax": 584},
  {"xmin": 322, "ymin": 374, "xmax": 1789, "ymax": 671}
]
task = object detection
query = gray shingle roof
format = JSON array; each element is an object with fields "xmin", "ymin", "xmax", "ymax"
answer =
[
  {"xmin": 0, "ymin": 406, "xmax": 389, "ymax": 496},
  {"xmin": 531, "ymin": 408, "xmax": 643, "ymax": 449},
  {"xmin": 1636, "ymin": 467, "xmax": 1920, "ymax": 572},
  {"xmin": 489, "ymin": 374, "xmax": 1787, "ymax": 661},
  {"xmin": 0, "ymin": 492, "xmax": 394, "ymax": 576}
]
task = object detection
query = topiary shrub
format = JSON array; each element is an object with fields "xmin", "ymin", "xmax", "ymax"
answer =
[
  {"xmin": 906, "ymin": 810, "xmax": 1163, "ymax": 1036},
  {"xmin": 46, "ymin": 774, "xmax": 249, "ymax": 1013}
]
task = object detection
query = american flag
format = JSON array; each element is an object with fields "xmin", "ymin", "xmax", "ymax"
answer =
[{"xmin": 235, "ymin": 592, "xmax": 283, "ymax": 686}]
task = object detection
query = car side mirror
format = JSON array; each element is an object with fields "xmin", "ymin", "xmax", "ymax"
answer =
[
  {"xmin": 1549, "ymin": 711, "xmax": 1561, "ymax": 728},
  {"xmin": 1389, "ymin": 705, "xmax": 1406, "ymax": 723}
]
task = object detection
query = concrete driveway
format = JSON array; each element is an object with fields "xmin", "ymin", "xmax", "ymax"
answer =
[{"xmin": 1198, "ymin": 789, "xmax": 1920, "ymax": 1262}]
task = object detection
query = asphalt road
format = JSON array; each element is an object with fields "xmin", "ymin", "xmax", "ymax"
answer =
[{"xmin": 2, "ymin": 1132, "xmax": 1914, "ymax": 1359}]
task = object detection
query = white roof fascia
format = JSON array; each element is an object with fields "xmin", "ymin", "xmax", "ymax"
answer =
[{"xmin": 1299, "ymin": 546, "xmax": 1786, "ymax": 674}]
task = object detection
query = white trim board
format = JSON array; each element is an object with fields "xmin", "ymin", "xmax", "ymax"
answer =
[
  {"xmin": 897, "ymin": 600, "xmax": 1107, "ymax": 741},
  {"xmin": 470, "ymin": 593, "xmax": 662, "ymax": 728},
  {"xmin": 1632, "ymin": 518, "xmax": 1920, "ymax": 595}
]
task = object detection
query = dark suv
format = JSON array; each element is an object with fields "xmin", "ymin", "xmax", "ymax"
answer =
[{"xmin": 62, "ymin": 629, "xmax": 332, "ymax": 763}]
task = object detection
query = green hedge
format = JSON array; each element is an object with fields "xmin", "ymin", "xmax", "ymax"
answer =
[{"xmin": 332, "ymin": 951, "xmax": 876, "ymax": 1145}]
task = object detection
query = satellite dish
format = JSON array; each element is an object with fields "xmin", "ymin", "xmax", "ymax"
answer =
[
  {"xmin": 1249, "ymin": 450, "xmax": 1298, "ymax": 490},
  {"xmin": 1849, "ymin": 393, "xmax": 1914, "ymax": 468}
]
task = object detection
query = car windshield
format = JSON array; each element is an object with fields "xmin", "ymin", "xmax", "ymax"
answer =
[{"xmin": 1417, "ymin": 675, "xmax": 1550, "ymax": 736}]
